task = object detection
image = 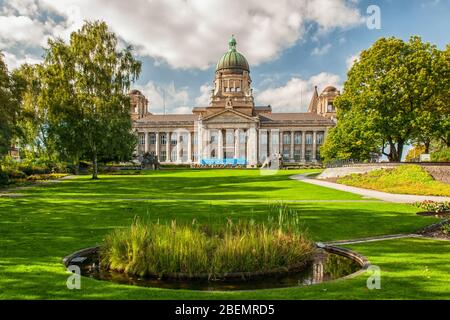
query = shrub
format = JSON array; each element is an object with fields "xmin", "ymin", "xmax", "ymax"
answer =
[
  {"xmin": 5, "ymin": 169, "xmax": 26, "ymax": 180},
  {"xmin": 414, "ymin": 201, "xmax": 450, "ymax": 213},
  {"xmin": 0, "ymin": 171, "xmax": 9, "ymax": 186},
  {"xmin": 101, "ymin": 206, "xmax": 315, "ymax": 278},
  {"xmin": 432, "ymin": 148, "xmax": 450, "ymax": 162},
  {"xmin": 26, "ymin": 174, "xmax": 68, "ymax": 182}
]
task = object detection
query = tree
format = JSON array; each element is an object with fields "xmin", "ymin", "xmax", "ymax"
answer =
[
  {"xmin": 0, "ymin": 53, "xmax": 22, "ymax": 157},
  {"xmin": 12, "ymin": 64, "xmax": 57, "ymax": 160},
  {"xmin": 41, "ymin": 21, "xmax": 141, "ymax": 178},
  {"xmin": 323, "ymin": 36, "xmax": 448, "ymax": 162}
]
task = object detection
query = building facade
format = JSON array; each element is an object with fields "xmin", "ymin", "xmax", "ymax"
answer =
[{"xmin": 131, "ymin": 36, "xmax": 339, "ymax": 167}]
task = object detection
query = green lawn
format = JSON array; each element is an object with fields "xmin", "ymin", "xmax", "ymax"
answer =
[{"xmin": 0, "ymin": 169, "xmax": 447, "ymax": 299}]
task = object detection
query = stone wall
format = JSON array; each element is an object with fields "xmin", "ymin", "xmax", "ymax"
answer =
[
  {"xmin": 317, "ymin": 165, "xmax": 396, "ymax": 179},
  {"xmin": 423, "ymin": 166, "xmax": 450, "ymax": 184}
]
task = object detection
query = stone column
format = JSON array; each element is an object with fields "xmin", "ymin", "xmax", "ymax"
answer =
[
  {"xmin": 268, "ymin": 129, "xmax": 272, "ymax": 157},
  {"xmin": 312, "ymin": 131, "xmax": 317, "ymax": 162},
  {"xmin": 197, "ymin": 121, "xmax": 203, "ymax": 164},
  {"xmin": 247, "ymin": 127, "xmax": 257, "ymax": 167},
  {"xmin": 166, "ymin": 131, "xmax": 171, "ymax": 162},
  {"xmin": 176, "ymin": 132, "xmax": 181, "ymax": 163},
  {"xmin": 187, "ymin": 131, "xmax": 192, "ymax": 163},
  {"xmin": 218, "ymin": 129, "xmax": 224, "ymax": 160},
  {"xmin": 301, "ymin": 131, "xmax": 306, "ymax": 162},
  {"xmin": 259, "ymin": 129, "xmax": 268, "ymax": 162},
  {"xmin": 290, "ymin": 131, "xmax": 295, "ymax": 162},
  {"xmin": 155, "ymin": 132, "xmax": 160, "ymax": 160},
  {"xmin": 234, "ymin": 129, "xmax": 240, "ymax": 158},
  {"xmin": 144, "ymin": 131, "xmax": 149, "ymax": 153},
  {"xmin": 204, "ymin": 128, "xmax": 210, "ymax": 159},
  {"xmin": 271, "ymin": 129, "xmax": 280, "ymax": 156}
]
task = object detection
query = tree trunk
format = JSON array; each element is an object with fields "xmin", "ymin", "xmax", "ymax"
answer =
[
  {"xmin": 424, "ymin": 140, "xmax": 430, "ymax": 154},
  {"xmin": 388, "ymin": 140, "xmax": 403, "ymax": 162},
  {"xmin": 92, "ymin": 153, "xmax": 98, "ymax": 179}
]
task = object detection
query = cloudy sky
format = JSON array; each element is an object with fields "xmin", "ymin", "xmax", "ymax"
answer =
[{"xmin": 1, "ymin": 0, "xmax": 449, "ymax": 114}]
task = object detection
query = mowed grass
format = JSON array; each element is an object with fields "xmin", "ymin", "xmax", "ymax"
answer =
[
  {"xmin": 14, "ymin": 169, "xmax": 364, "ymax": 200},
  {"xmin": 0, "ymin": 169, "xmax": 447, "ymax": 299},
  {"xmin": 337, "ymin": 165, "xmax": 450, "ymax": 197}
]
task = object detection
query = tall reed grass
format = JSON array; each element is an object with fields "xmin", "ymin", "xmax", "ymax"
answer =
[{"xmin": 100, "ymin": 204, "xmax": 315, "ymax": 278}]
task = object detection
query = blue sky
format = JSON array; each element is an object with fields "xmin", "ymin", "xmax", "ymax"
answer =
[{"xmin": 1, "ymin": 0, "xmax": 449, "ymax": 114}]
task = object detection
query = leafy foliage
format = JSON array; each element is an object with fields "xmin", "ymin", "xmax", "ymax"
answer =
[
  {"xmin": 322, "ymin": 37, "xmax": 449, "ymax": 162},
  {"xmin": 40, "ymin": 21, "xmax": 141, "ymax": 178}
]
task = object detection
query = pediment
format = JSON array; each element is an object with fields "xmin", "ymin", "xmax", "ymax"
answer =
[{"xmin": 202, "ymin": 109, "xmax": 257, "ymax": 124}]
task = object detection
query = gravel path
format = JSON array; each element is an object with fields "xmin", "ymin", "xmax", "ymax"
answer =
[{"xmin": 290, "ymin": 174, "xmax": 450, "ymax": 204}]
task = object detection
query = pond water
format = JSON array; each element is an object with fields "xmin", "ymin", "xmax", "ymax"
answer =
[{"xmin": 68, "ymin": 248, "xmax": 361, "ymax": 291}]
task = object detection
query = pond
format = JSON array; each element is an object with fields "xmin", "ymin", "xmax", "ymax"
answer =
[{"xmin": 64, "ymin": 246, "xmax": 364, "ymax": 291}]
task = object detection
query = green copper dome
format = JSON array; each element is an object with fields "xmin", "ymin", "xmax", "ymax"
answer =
[{"xmin": 216, "ymin": 35, "xmax": 250, "ymax": 73}]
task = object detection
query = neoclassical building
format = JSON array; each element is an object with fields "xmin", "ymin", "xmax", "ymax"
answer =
[{"xmin": 130, "ymin": 36, "xmax": 339, "ymax": 167}]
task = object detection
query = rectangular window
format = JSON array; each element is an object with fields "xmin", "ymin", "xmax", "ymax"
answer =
[
  {"xmin": 171, "ymin": 148, "xmax": 177, "ymax": 161},
  {"xmin": 171, "ymin": 133, "xmax": 177, "ymax": 145},
  {"xmin": 149, "ymin": 133, "xmax": 156, "ymax": 145},
  {"xmin": 306, "ymin": 133, "xmax": 313, "ymax": 145},
  {"xmin": 160, "ymin": 134, "xmax": 167, "ymax": 145},
  {"xmin": 317, "ymin": 132, "xmax": 325, "ymax": 145},
  {"xmin": 305, "ymin": 150, "xmax": 312, "ymax": 161},
  {"xmin": 327, "ymin": 103, "xmax": 334, "ymax": 112},
  {"xmin": 283, "ymin": 133, "xmax": 291, "ymax": 145},
  {"xmin": 271, "ymin": 131, "xmax": 279, "ymax": 145},
  {"xmin": 282, "ymin": 146, "xmax": 290, "ymax": 160},
  {"xmin": 139, "ymin": 134, "xmax": 145, "ymax": 145},
  {"xmin": 226, "ymin": 131, "xmax": 234, "ymax": 145},
  {"xmin": 294, "ymin": 147, "xmax": 301, "ymax": 161},
  {"xmin": 294, "ymin": 132, "xmax": 302, "ymax": 145},
  {"xmin": 160, "ymin": 150, "xmax": 167, "ymax": 162}
]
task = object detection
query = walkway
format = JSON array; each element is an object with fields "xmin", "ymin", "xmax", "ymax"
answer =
[{"xmin": 290, "ymin": 174, "xmax": 450, "ymax": 204}]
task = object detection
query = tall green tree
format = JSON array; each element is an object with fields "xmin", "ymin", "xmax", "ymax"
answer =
[
  {"xmin": 323, "ymin": 36, "xmax": 448, "ymax": 162},
  {"xmin": 0, "ymin": 53, "xmax": 22, "ymax": 157},
  {"xmin": 42, "ymin": 21, "xmax": 141, "ymax": 178},
  {"xmin": 12, "ymin": 64, "xmax": 56, "ymax": 160}
]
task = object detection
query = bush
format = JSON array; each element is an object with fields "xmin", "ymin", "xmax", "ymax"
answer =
[
  {"xmin": 101, "ymin": 205, "xmax": 315, "ymax": 278},
  {"xmin": 26, "ymin": 174, "xmax": 68, "ymax": 182},
  {"xmin": 0, "ymin": 171, "xmax": 9, "ymax": 186},
  {"xmin": 414, "ymin": 201, "xmax": 450, "ymax": 213},
  {"xmin": 432, "ymin": 148, "xmax": 450, "ymax": 162}
]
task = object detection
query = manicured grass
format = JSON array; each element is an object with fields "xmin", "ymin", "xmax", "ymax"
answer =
[
  {"xmin": 14, "ymin": 169, "xmax": 365, "ymax": 200},
  {"xmin": 0, "ymin": 169, "xmax": 447, "ymax": 299},
  {"xmin": 337, "ymin": 165, "xmax": 450, "ymax": 196}
]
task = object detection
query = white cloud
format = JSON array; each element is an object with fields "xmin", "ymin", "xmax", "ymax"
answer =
[
  {"xmin": 311, "ymin": 43, "xmax": 332, "ymax": 56},
  {"xmin": 0, "ymin": 15, "xmax": 47, "ymax": 47},
  {"xmin": 195, "ymin": 83, "xmax": 212, "ymax": 106},
  {"xmin": 30, "ymin": 0, "xmax": 362, "ymax": 69},
  {"xmin": 256, "ymin": 72, "xmax": 341, "ymax": 112},
  {"xmin": 346, "ymin": 53, "xmax": 360, "ymax": 70},
  {"xmin": 134, "ymin": 81, "xmax": 190, "ymax": 114},
  {"xmin": 2, "ymin": 51, "xmax": 42, "ymax": 70}
]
